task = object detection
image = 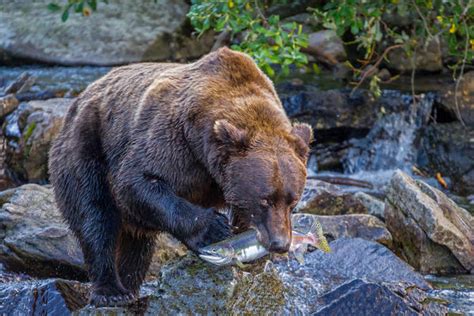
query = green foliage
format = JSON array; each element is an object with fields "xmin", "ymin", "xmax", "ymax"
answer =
[
  {"xmin": 47, "ymin": 0, "xmax": 108, "ymax": 21},
  {"xmin": 311, "ymin": 0, "xmax": 473, "ymax": 64},
  {"xmin": 187, "ymin": 0, "xmax": 308, "ymax": 77}
]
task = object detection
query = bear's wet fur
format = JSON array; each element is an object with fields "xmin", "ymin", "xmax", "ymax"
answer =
[{"xmin": 49, "ymin": 47, "xmax": 312, "ymax": 306}]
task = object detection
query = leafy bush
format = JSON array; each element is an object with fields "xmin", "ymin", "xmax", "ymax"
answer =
[{"xmin": 187, "ymin": 1, "xmax": 309, "ymax": 77}]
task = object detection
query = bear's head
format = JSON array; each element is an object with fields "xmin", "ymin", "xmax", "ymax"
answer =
[{"xmin": 214, "ymin": 119, "xmax": 312, "ymax": 253}]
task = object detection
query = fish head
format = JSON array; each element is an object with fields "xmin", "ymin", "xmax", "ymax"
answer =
[{"xmin": 199, "ymin": 244, "xmax": 235, "ymax": 266}]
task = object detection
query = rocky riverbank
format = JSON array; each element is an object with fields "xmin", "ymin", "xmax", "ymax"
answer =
[{"xmin": 1, "ymin": 58, "xmax": 473, "ymax": 316}]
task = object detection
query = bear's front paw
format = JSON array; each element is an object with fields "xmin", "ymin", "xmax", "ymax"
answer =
[
  {"xmin": 184, "ymin": 210, "xmax": 233, "ymax": 252},
  {"xmin": 90, "ymin": 285, "xmax": 136, "ymax": 307}
]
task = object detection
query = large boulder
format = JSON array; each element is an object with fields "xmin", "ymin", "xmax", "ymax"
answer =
[
  {"xmin": 3, "ymin": 98, "xmax": 71, "ymax": 184},
  {"xmin": 385, "ymin": 170, "xmax": 474, "ymax": 274},
  {"xmin": 0, "ymin": 184, "xmax": 85, "ymax": 280},
  {"xmin": 0, "ymin": 1, "xmax": 212, "ymax": 65},
  {"xmin": 419, "ymin": 122, "xmax": 474, "ymax": 195},
  {"xmin": 0, "ymin": 184, "xmax": 187, "ymax": 280}
]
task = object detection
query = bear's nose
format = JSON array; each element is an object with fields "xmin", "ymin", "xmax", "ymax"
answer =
[{"xmin": 268, "ymin": 237, "xmax": 290, "ymax": 254}]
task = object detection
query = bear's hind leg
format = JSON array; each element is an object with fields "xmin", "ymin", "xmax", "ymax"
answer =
[
  {"xmin": 79, "ymin": 210, "xmax": 135, "ymax": 307},
  {"xmin": 57, "ymin": 161, "xmax": 135, "ymax": 307},
  {"xmin": 117, "ymin": 229, "xmax": 156, "ymax": 295}
]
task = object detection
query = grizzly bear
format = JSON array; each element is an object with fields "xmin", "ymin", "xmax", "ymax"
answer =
[{"xmin": 49, "ymin": 47, "xmax": 312, "ymax": 306}]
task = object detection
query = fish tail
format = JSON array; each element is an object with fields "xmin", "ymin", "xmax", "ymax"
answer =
[{"xmin": 314, "ymin": 219, "xmax": 331, "ymax": 253}]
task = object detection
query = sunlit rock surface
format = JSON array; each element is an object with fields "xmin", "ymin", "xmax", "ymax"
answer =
[{"xmin": 386, "ymin": 170, "xmax": 474, "ymax": 274}]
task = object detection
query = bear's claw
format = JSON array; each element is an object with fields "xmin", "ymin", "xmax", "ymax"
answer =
[{"xmin": 90, "ymin": 292, "xmax": 136, "ymax": 307}]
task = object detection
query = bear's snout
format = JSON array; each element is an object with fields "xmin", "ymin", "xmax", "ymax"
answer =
[
  {"xmin": 255, "ymin": 208, "xmax": 292, "ymax": 253},
  {"xmin": 268, "ymin": 235, "xmax": 291, "ymax": 253}
]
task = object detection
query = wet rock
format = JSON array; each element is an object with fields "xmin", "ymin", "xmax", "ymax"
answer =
[
  {"xmin": 419, "ymin": 123, "xmax": 474, "ymax": 195},
  {"xmin": 387, "ymin": 37, "xmax": 443, "ymax": 72},
  {"xmin": 0, "ymin": 1, "xmax": 210, "ymax": 65},
  {"xmin": 0, "ymin": 279, "xmax": 89, "ymax": 315},
  {"xmin": 439, "ymin": 71, "xmax": 474, "ymax": 126},
  {"xmin": 0, "ymin": 184, "xmax": 187, "ymax": 281},
  {"xmin": 0, "ymin": 184, "xmax": 86, "ymax": 280},
  {"xmin": 343, "ymin": 92, "xmax": 434, "ymax": 173},
  {"xmin": 353, "ymin": 191, "xmax": 386, "ymax": 219},
  {"xmin": 313, "ymin": 279, "xmax": 443, "ymax": 315},
  {"xmin": 305, "ymin": 30, "xmax": 347, "ymax": 64},
  {"xmin": 101, "ymin": 238, "xmax": 438, "ymax": 314},
  {"xmin": 295, "ymin": 179, "xmax": 368, "ymax": 215},
  {"xmin": 385, "ymin": 170, "xmax": 474, "ymax": 274},
  {"xmin": 279, "ymin": 88, "xmax": 375, "ymax": 135},
  {"xmin": 2, "ymin": 238, "xmax": 445, "ymax": 315},
  {"xmin": 293, "ymin": 213, "xmax": 392, "ymax": 247},
  {"xmin": 3, "ymin": 98, "xmax": 71, "ymax": 184}
]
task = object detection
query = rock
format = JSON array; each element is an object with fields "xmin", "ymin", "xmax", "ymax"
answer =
[
  {"xmin": 342, "ymin": 92, "xmax": 434, "ymax": 173},
  {"xmin": 387, "ymin": 37, "xmax": 443, "ymax": 72},
  {"xmin": 0, "ymin": 94, "xmax": 19, "ymax": 119},
  {"xmin": 419, "ymin": 123, "xmax": 474, "ymax": 196},
  {"xmin": 305, "ymin": 30, "xmax": 347, "ymax": 64},
  {"xmin": 279, "ymin": 88, "xmax": 433, "ymax": 144},
  {"xmin": 439, "ymin": 71, "xmax": 474, "ymax": 126},
  {"xmin": 0, "ymin": 279, "xmax": 89, "ymax": 315},
  {"xmin": 0, "ymin": 184, "xmax": 187, "ymax": 280},
  {"xmin": 354, "ymin": 191, "xmax": 386, "ymax": 219},
  {"xmin": 1, "ymin": 238, "xmax": 447, "ymax": 315},
  {"xmin": 295, "ymin": 179, "xmax": 368, "ymax": 215},
  {"xmin": 78, "ymin": 238, "xmax": 439, "ymax": 314},
  {"xmin": 0, "ymin": 184, "xmax": 86, "ymax": 279},
  {"xmin": 385, "ymin": 170, "xmax": 474, "ymax": 274},
  {"xmin": 3, "ymin": 98, "xmax": 71, "ymax": 184},
  {"xmin": 313, "ymin": 279, "xmax": 443, "ymax": 315},
  {"xmin": 292, "ymin": 213, "xmax": 393, "ymax": 247},
  {"xmin": 0, "ymin": 1, "xmax": 211, "ymax": 65}
]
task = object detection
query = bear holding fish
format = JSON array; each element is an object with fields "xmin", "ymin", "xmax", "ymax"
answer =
[{"xmin": 49, "ymin": 48, "xmax": 312, "ymax": 307}]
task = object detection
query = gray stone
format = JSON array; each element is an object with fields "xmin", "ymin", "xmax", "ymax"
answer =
[
  {"xmin": 295, "ymin": 179, "xmax": 368, "ymax": 215},
  {"xmin": 306, "ymin": 30, "xmax": 347, "ymax": 64},
  {"xmin": 0, "ymin": 184, "xmax": 85, "ymax": 279},
  {"xmin": 293, "ymin": 213, "xmax": 393, "ymax": 247},
  {"xmin": 3, "ymin": 98, "xmax": 71, "ymax": 184},
  {"xmin": 386, "ymin": 170, "xmax": 474, "ymax": 274},
  {"xmin": 354, "ymin": 191, "xmax": 386, "ymax": 219},
  {"xmin": 0, "ymin": 1, "xmax": 211, "ymax": 65}
]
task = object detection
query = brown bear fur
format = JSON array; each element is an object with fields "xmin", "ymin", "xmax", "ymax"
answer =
[{"xmin": 49, "ymin": 47, "xmax": 312, "ymax": 307}]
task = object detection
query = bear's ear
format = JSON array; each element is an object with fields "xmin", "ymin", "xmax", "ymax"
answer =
[
  {"xmin": 291, "ymin": 122, "xmax": 313, "ymax": 160},
  {"xmin": 291, "ymin": 122, "xmax": 313, "ymax": 145},
  {"xmin": 213, "ymin": 120, "xmax": 248, "ymax": 150}
]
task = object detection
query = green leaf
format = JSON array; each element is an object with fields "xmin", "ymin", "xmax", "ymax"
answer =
[
  {"xmin": 61, "ymin": 9, "xmax": 70, "ymax": 22},
  {"xmin": 47, "ymin": 3, "xmax": 61, "ymax": 12}
]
